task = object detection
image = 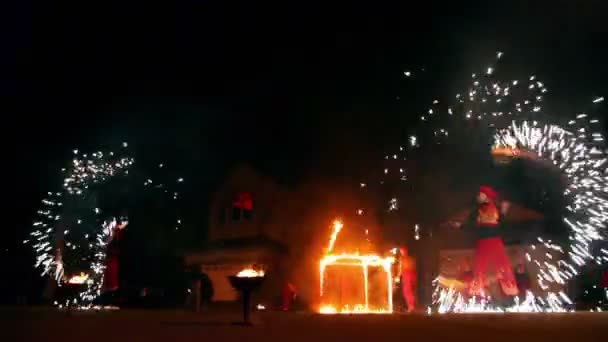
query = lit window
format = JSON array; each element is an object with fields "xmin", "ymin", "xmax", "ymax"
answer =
[{"xmin": 232, "ymin": 192, "xmax": 253, "ymax": 221}]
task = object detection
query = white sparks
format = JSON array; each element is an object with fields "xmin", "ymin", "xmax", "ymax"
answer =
[
  {"xmin": 388, "ymin": 52, "xmax": 608, "ymax": 313},
  {"xmin": 388, "ymin": 198, "xmax": 398, "ymax": 211}
]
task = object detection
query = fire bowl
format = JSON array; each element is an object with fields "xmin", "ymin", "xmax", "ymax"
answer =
[
  {"xmin": 228, "ymin": 275, "xmax": 265, "ymax": 292},
  {"xmin": 227, "ymin": 275, "xmax": 265, "ymax": 326}
]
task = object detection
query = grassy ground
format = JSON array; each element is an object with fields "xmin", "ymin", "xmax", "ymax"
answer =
[{"xmin": 2, "ymin": 307, "xmax": 607, "ymax": 342}]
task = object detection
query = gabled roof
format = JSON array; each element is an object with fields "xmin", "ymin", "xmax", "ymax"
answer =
[
  {"xmin": 183, "ymin": 235, "xmax": 288, "ymax": 265},
  {"xmin": 203, "ymin": 235, "xmax": 288, "ymax": 254}
]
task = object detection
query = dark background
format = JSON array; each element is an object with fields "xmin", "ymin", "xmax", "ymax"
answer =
[{"xmin": 2, "ymin": 1, "xmax": 607, "ymax": 302}]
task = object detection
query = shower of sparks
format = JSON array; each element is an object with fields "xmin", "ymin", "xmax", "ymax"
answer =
[
  {"xmin": 432, "ymin": 286, "xmax": 570, "ymax": 314},
  {"xmin": 27, "ymin": 144, "xmax": 185, "ymax": 308},
  {"xmin": 379, "ymin": 52, "xmax": 606, "ymax": 312}
]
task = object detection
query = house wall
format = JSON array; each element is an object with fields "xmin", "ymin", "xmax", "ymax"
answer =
[
  {"xmin": 200, "ymin": 265, "xmax": 242, "ymax": 301},
  {"xmin": 186, "ymin": 245, "xmax": 287, "ymax": 302}
]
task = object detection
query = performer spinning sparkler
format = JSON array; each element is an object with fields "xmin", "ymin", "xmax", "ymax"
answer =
[{"xmin": 454, "ymin": 186, "xmax": 518, "ymax": 298}]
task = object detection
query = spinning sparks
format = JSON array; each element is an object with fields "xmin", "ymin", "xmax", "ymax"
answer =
[
  {"xmin": 319, "ymin": 220, "xmax": 395, "ymax": 314},
  {"xmin": 27, "ymin": 144, "xmax": 185, "ymax": 307},
  {"xmin": 28, "ymin": 146, "xmax": 133, "ymax": 305},
  {"xmin": 389, "ymin": 52, "xmax": 607, "ymax": 312}
]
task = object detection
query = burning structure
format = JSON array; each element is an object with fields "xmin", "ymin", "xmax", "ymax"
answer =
[{"xmin": 318, "ymin": 220, "xmax": 395, "ymax": 314}]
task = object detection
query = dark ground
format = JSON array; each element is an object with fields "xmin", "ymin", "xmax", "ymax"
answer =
[{"xmin": 2, "ymin": 307, "xmax": 607, "ymax": 342}]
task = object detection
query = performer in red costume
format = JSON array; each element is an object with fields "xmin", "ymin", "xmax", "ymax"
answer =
[
  {"xmin": 400, "ymin": 246, "xmax": 417, "ymax": 312},
  {"xmin": 456, "ymin": 186, "xmax": 518, "ymax": 297},
  {"xmin": 281, "ymin": 282, "xmax": 297, "ymax": 311},
  {"xmin": 102, "ymin": 220, "xmax": 128, "ymax": 296}
]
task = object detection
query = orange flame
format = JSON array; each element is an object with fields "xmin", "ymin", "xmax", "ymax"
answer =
[
  {"xmin": 237, "ymin": 268, "xmax": 265, "ymax": 278},
  {"xmin": 491, "ymin": 146, "xmax": 520, "ymax": 157}
]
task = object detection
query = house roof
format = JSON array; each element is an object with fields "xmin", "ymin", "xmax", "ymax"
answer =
[
  {"xmin": 203, "ymin": 235, "xmax": 288, "ymax": 253},
  {"xmin": 184, "ymin": 235, "xmax": 288, "ymax": 255},
  {"xmin": 183, "ymin": 235, "xmax": 288, "ymax": 265}
]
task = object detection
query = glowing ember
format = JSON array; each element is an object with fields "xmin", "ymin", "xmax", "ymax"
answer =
[
  {"xmin": 237, "ymin": 268, "xmax": 265, "ymax": 278},
  {"xmin": 319, "ymin": 220, "xmax": 395, "ymax": 314},
  {"xmin": 491, "ymin": 146, "xmax": 521, "ymax": 163},
  {"xmin": 67, "ymin": 272, "xmax": 89, "ymax": 284}
]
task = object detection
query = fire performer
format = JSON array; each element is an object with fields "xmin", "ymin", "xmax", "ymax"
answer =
[
  {"xmin": 101, "ymin": 220, "xmax": 127, "ymax": 301},
  {"xmin": 400, "ymin": 246, "xmax": 417, "ymax": 312},
  {"xmin": 455, "ymin": 186, "xmax": 518, "ymax": 297}
]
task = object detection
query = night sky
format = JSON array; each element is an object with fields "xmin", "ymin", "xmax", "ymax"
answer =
[{"xmin": 3, "ymin": 1, "xmax": 608, "ymax": 295}]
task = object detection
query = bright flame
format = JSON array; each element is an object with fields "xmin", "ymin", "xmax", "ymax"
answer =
[
  {"xmin": 237, "ymin": 268, "xmax": 265, "ymax": 278},
  {"xmin": 327, "ymin": 220, "xmax": 343, "ymax": 253}
]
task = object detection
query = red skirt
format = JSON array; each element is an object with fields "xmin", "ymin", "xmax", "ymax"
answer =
[{"xmin": 471, "ymin": 237, "xmax": 518, "ymax": 296}]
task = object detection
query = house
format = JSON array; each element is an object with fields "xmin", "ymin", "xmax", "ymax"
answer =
[
  {"xmin": 184, "ymin": 165, "xmax": 289, "ymax": 302},
  {"xmin": 184, "ymin": 164, "xmax": 382, "ymax": 307}
]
